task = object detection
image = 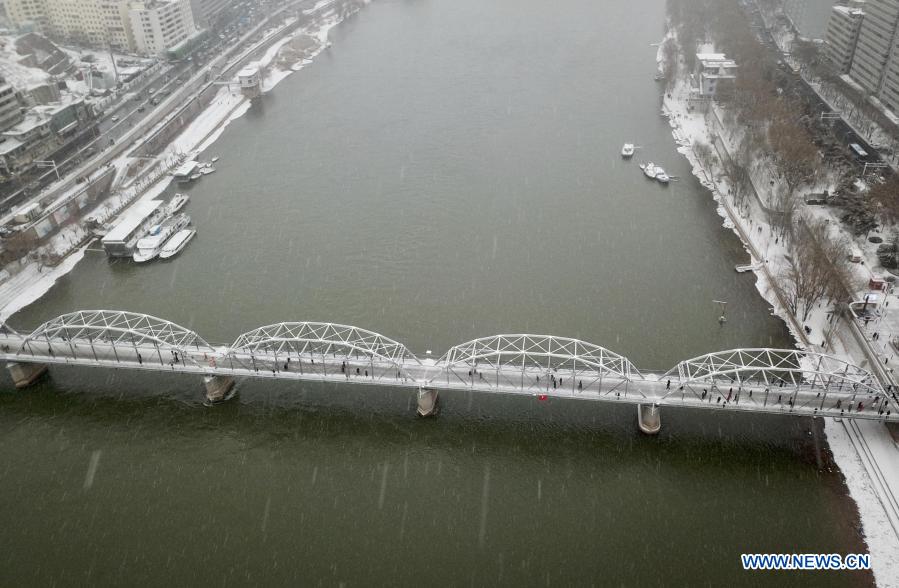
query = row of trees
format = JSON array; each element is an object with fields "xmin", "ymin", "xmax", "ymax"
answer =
[
  {"xmin": 781, "ymin": 219, "xmax": 853, "ymax": 321},
  {"xmin": 667, "ymin": 0, "xmax": 861, "ymax": 323}
]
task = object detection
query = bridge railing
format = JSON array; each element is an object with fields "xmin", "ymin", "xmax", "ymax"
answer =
[{"xmin": 3, "ymin": 311, "xmax": 898, "ymax": 417}]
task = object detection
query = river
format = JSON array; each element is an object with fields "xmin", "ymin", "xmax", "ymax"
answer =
[{"xmin": 0, "ymin": 0, "xmax": 873, "ymax": 585}]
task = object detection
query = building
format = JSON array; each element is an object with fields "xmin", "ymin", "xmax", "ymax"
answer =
[
  {"xmin": 825, "ymin": 4, "xmax": 865, "ymax": 73},
  {"xmin": 100, "ymin": 198, "xmax": 162, "ymax": 256},
  {"xmin": 103, "ymin": 0, "xmax": 136, "ymax": 51},
  {"xmin": 693, "ymin": 53, "xmax": 738, "ymax": 96},
  {"xmin": 5, "ymin": 0, "xmax": 135, "ymax": 51},
  {"xmin": 879, "ymin": 37, "xmax": 899, "ymax": 109},
  {"xmin": 785, "ymin": 0, "xmax": 838, "ymax": 39},
  {"xmin": 848, "ymin": 0, "xmax": 899, "ymax": 94},
  {"xmin": 238, "ymin": 63, "xmax": 260, "ymax": 98},
  {"xmin": 0, "ymin": 80, "xmax": 23, "ymax": 132},
  {"xmin": 44, "ymin": 0, "xmax": 108, "ymax": 46},
  {"xmin": 4, "ymin": 0, "xmax": 51, "ymax": 32},
  {"xmin": 0, "ymin": 97, "xmax": 89, "ymax": 175},
  {"xmin": 128, "ymin": 0, "xmax": 196, "ymax": 56},
  {"xmin": 4, "ymin": 0, "xmax": 186, "ymax": 53}
]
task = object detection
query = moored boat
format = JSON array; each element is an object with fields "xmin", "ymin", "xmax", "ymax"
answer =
[
  {"xmin": 642, "ymin": 162, "xmax": 658, "ymax": 179},
  {"xmin": 133, "ymin": 213, "xmax": 191, "ymax": 263},
  {"xmin": 655, "ymin": 169, "xmax": 670, "ymax": 183},
  {"xmin": 159, "ymin": 228, "xmax": 196, "ymax": 259},
  {"xmin": 167, "ymin": 193, "xmax": 189, "ymax": 213},
  {"xmin": 621, "ymin": 143, "xmax": 635, "ymax": 158}
]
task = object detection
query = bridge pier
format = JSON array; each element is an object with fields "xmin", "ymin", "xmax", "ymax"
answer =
[
  {"xmin": 203, "ymin": 375, "xmax": 235, "ymax": 404},
  {"xmin": 417, "ymin": 387, "xmax": 439, "ymax": 417},
  {"xmin": 5, "ymin": 361, "xmax": 49, "ymax": 389},
  {"xmin": 637, "ymin": 404, "xmax": 661, "ymax": 435}
]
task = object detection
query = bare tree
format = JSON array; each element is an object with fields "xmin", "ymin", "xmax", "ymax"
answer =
[
  {"xmin": 778, "ymin": 219, "xmax": 852, "ymax": 321},
  {"xmin": 768, "ymin": 118, "xmax": 818, "ymax": 238},
  {"xmin": 867, "ymin": 175, "xmax": 899, "ymax": 225},
  {"xmin": 0, "ymin": 229, "xmax": 38, "ymax": 264}
]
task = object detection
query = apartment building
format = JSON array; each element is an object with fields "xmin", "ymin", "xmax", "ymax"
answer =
[
  {"xmin": 44, "ymin": 0, "xmax": 108, "ymax": 46},
  {"xmin": 5, "ymin": 0, "xmax": 194, "ymax": 53},
  {"xmin": 0, "ymin": 80, "xmax": 23, "ymax": 133},
  {"xmin": 824, "ymin": 3, "xmax": 865, "ymax": 73},
  {"xmin": 128, "ymin": 0, "xmax": 196, "ymax": 55},
  {"xmin": 848, "ymin": 0, "xmax": 899, "ymax": 93}
]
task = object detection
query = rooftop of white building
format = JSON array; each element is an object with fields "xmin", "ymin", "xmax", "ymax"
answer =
[{"xmin": 833, "ymin": 6, "xmax": 864, "ymax": 17}]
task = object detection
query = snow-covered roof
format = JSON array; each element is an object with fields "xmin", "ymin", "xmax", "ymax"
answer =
[
  {"xmin": 833, "ymin": 6, "xmax": 864, "ymax": 17},
  {"xmin": 14, "ymin": 202, "xmax": 39, "ymax": 216},
  {"xmin": 696, "ymin": 52, "xmax": 727, "ymax": 61},
  {"xmin": 102, "ymin": 200, "xmax": 162, "ymax": 243},
  {"xmin": 4, "ymin": 111, "xmax": 50, "ymax": 136},
  {"xmin": 172, "ymin": 160, "xmax": 199, "ymax": 176},
  {"xmin": 0, "ymin": 44, "xmax": 51, "ymax": 90},
  {"xmin": 0, "ymin": 137, "xmax": 23, "ymax": 155}
]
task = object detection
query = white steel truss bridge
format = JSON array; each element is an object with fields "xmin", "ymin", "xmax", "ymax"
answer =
[{"xmin": 1, "ymin": 310, "xmax": 898, "ymax": 428}]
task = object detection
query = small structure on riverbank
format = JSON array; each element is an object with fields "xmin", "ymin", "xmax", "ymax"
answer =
[
  {"xmin": 238, "ymin": 64, "xmax": 261, "ymax": 99},
  {"xmin": 693, "ymin": 52, "xmax": 737, "ymax": 96},
  {"xmin": 100, "ymin": 199, "xmax": 162, "ymax": 257}
]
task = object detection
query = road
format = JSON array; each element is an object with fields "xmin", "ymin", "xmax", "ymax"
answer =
[
  {"xmin": 0, "ymin": 0, "xmax": 286, "ymax": 216},
  {"xmin": 745, "ymin": 0, "xmax": 888, "ymax": 174},
  {"xmin": 0, "ymin": 0, "xmax": 310, "ymax": 230}
]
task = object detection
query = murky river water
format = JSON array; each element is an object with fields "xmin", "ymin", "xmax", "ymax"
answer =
[{"xmin": 0, "ymin": 0, "xmax": 873, "ymax": 584}]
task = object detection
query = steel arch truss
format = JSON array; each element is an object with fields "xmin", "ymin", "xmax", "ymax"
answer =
[
  {"xmin": 434, "ymin": 334, "xmax": 642, "ymax": 396},
  {"xmin": 229, "ymin": 322, "xmax": 420, "ymax": 380},
  {"xmin": 18, "ymin": 310, "xmax": 210, "ymax": 352},
  {"xmin": 661, "ymin": 348, "xmax": 896, "ymax": 413}
]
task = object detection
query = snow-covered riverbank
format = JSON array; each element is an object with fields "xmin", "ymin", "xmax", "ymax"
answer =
[
  {"xmin": 0, "ymin": 0, "xmax": 369, "ymax": 323},
  {"xmin": 659, "ymin": 34, "xmax": 899, "ymax": 587}
]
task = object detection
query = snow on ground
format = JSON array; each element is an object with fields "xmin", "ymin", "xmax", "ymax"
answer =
[
  {"xmin": 0, "ymin": 0, "xmax": 371, "ymax": 325},
  {"xmin": 0, "ymin": 160, "xmax": 178, "ymax": 323},
  {"xmin": 173, "ymin": 0, "xmax": 361, "ymax": 154},
  {"xmin": 0, "ymin": 36, "xmax": 51, "ymax": 90},
  {"xmin": 59, "ymin": 45, "xmax": 152, "ymax": 77},
  {"xmin": 0, "ymin": 245, "xmax": 89, "ymax": 324},
  {"xmin": 662, "ymin": 42, "xmax": 899, "ymax": 585},
  {"xmin": 825, "ymin": 422, "xmax": 899, "ymax": 587}
]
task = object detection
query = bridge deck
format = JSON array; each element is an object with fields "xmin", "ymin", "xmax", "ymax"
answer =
[{"xmin": 3, "ymin": 331, "xmax": 897, "ymax": 422}]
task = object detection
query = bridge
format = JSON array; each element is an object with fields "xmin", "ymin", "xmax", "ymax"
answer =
[{"xmin": 2, "ymin": 310, "xmax": 898, "ymax": 433}]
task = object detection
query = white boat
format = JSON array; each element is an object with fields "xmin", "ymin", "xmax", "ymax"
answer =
[
  {"xmin": 133, "ymin": 213, "xmax": 191, "ymax": 263},
  {"xmin": 189, "ymin": 173, "xmax": 201, "ymax": 181},
  {"xmin": 159, "ymin": 229, "xmax": 196, "ymax": 259},
  {"xmin": 655, "ymin": 169, "xmax": 670, "ymax": 183},
  {"xmin": 200, "ymin": 166, "xmax": 216, "ymax": 175},
  {"xmin": 642, "ymin": 162, "xmax": 658, "ymax": 179},
  {"xmin": 621, "ymin": 143, "xmax": 635, "ymax": 158},
  {"xmin": 167, "ymin": 193, "xmax": 189, "ymax": 213},
  {"xmin": 211, "ymin": 156, "xmax": 219, "ymax": 163}
]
